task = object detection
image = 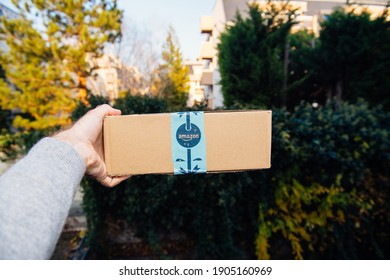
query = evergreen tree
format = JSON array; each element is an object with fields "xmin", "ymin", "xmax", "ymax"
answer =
[
  {"xmin": 0, "ymin": 0, "xmax": 122, "ymax": 130},
  {"xmin": 155, "ymin": 26, "xmax": 189, "ymax": 111},
  {"xmin": 218, "ymin": 1, "xmax": 298, "ymax": 108},
  {"xmin": 286, "ymin": 30, "xmax": 321, "ymax": 108},
  {"xmin": 312, "ymin": 6, "xmax": 390, "ymax": 108}
]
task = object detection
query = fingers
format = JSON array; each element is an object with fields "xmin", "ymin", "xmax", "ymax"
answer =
[
  {"xmin": 90, "ymin": 156, "xmax": 131, "ymax": 187},
  {"xmin": 83, "ymin": 104, "xmax": 127, "ymax": 187},
  {"xmin": 97, "ymin": 175, "xmax": 131, "ymax": 188},
  {"xmin": 92, "ymin": 104, "xmax": 122, "ymax": 118}
]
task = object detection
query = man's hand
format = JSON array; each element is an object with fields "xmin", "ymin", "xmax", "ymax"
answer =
[{"xmin": 54, "ymin": 104, "xmax": 130, "ymax": 187}]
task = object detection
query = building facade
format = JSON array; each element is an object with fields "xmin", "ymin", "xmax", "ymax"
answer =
[
  {"xmin": 198, "ymin": 0, "xmax": 389, "ymax": 109},
  {"xmin": 185, "ymin": 59, "xmax": 206, "ymax": 107},
  {"xmin": 86, "ymin": 54, "xmax": 120, "ymax": 100}
]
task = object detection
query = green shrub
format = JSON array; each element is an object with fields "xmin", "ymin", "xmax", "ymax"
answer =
[
  {"xmin": 114, "ymin": 94, "xmax": 168, "ymax": 114},
  {"xmin": 71, "ymin": 94, "xmax": 110, "ymax": 120},
  {"xmin": 0, "ymin": 124, "xmax": 55, "ymax": 161},
  {"xmin": 257, "ymin": 100, "xmax": 389, "ymax": 259}
]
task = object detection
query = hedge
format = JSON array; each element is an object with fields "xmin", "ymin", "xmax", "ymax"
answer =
[{"xmin": 75, "ymin": 96, "xmax": 389, "ymax": 259}]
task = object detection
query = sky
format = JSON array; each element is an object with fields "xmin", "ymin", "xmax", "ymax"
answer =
[
  {"xmin": 117, "ymin": 0, "xmax": 214, "ymax": 61},
  {"xmin": 1, "ymin": 0, "xmax": 216, "ymax": 61}
]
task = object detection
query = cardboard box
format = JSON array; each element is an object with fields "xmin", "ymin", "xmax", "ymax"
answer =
[{"xmin": 104, "ymin": 110, "xmax": 272, "ymax": 176}]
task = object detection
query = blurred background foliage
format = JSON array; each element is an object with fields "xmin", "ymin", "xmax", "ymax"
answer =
[{"xmin": 0, "ymin": 1, "xmax": 389, "ymax": 259}]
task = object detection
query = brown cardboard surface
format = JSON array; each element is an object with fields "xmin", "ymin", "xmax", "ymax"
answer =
[{"xmin": 104, "ymin": 110, "xmax": 271, "ymax": 176}]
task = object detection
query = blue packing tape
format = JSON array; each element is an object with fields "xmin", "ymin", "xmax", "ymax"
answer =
[{"xmin": 171, "ymin": 112, "xmax": 206, "ymax": 175}]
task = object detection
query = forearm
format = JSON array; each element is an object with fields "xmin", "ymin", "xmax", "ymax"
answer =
[{"xmin": 0, "ymin": 137, "xmax": 85, "ymax": 259}]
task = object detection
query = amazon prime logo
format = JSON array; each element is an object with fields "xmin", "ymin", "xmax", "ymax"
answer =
[{"xmin": 176, "ymin": 123, "xmax": 201, "ymax": 148}]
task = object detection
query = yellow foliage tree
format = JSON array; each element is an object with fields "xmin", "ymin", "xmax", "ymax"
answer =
[{"xmin": 0, "ymin": 0, "xmax": 122, "ymax": 130}]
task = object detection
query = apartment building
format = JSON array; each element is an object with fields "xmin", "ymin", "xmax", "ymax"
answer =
[
  {"xmin": 198, "ymin": 0, "xmax": 389, "ymax": 109},
  {"xmin": 85, "ymin": 54, "xmax": 120, "ymax": 100},
  {"xmin": 185, "ymin": 59, "xmax": 205, "ymax": 107}
]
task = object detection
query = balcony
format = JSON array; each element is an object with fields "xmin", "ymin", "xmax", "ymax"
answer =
[
  {"xmin": 200, "ymin": 16, "xmax": 215, "ymax": 34},
  {"xmin": 200, "ymin": 42, "xmax": 215, "ymax": 60},
  {"xmin": 200, "ymin": 70, "xmax": 213, "ymax": 86}
]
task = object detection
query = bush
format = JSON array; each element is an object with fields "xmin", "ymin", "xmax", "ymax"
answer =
[
  {"xmin": 78, "ymin": 97, "xmax": 389, "ymax": 259},
  {"xmin": 114, "ymin": 94, "xmax": 168, "ymax": 114},
  {"xmin": 258, "ymin": 100, "xmax": 389, "ymax": 259}
]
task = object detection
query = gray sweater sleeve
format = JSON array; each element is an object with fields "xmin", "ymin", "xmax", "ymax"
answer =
[{"xmin": 0, "ymin": 137, "xmax": 86, "ymax": 259}]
